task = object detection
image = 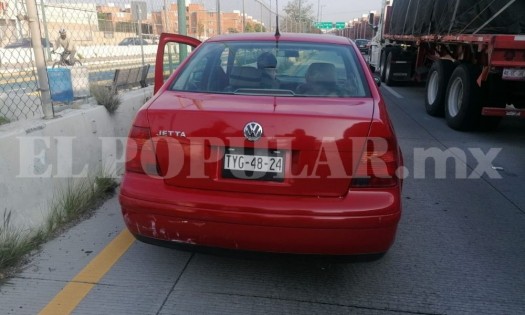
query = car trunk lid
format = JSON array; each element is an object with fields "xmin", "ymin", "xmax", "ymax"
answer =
[{"xmin": 147, "ymin": 92, "xmax": 374, "ymax": 197}]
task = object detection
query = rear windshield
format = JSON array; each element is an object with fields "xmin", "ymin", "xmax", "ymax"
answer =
[{"xmin": 170, "ymin": 41, "xmax": 370, "ymax": 98}]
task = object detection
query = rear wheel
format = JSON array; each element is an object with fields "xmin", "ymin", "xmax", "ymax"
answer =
[
  {"xmin": 385, "ymin": 51, "xmax": 396, "ymax": 86},
  {"xmin": 379, "ymin": 48, "xmax": 392, "ymax": 82},
  {"xmin": 445, "ymin": 64, "xmax": 482, "ymax": 130},
  {"xmin": 425, "ymin": 60, "xmax": 455, "ymax": 117}
]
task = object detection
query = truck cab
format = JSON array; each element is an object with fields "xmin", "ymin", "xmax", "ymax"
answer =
[{"xmin": 368, "ymin": 0, "xmax": 391, "ymax": 73}]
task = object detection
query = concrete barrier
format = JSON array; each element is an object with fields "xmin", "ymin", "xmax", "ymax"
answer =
[{"xmin": 0, "ymin": 87, "xmax": 153, "ymax": 230}]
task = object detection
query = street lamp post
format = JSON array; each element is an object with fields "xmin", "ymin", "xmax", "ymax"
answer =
[
  {"xmin": 242, "ymin": 0, "xmax": 245, "ymax": 32},
  {"xmin": 178, "ymin": 0, "xmax": 187, "ymax": 60},
  {"xmin": 163, "ymin": 0, "xmax": 170, "ymax": 33},
  {"xmin": 269, "ymin": 0, "xmax": 272, "ymax": 31},
  {"xmin": 298, "ymin": 0, "xmax": 302, "ymax": 32},
  {"xmin": 317, "ymin": 0, "xmax": 320, "ymax": 22},
  {"xmin": 216, "ymin": 0, "xmax": 221, "ymax": 35}
]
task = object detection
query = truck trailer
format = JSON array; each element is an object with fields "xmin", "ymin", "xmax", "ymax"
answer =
[{"xmin": 368, "ymin": 0, "xmax": 525, "ymax": 130}]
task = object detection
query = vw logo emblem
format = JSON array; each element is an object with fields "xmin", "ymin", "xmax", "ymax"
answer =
[{"xmin": 243, "ymin": 122, "xmax": 263, "ymax": 141}]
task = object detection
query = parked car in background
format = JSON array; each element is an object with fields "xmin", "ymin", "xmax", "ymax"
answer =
[
  {"xmin": 142, "ymin": 34, "xmax": 159, "ymax": 44},
  {"xmin": 355, "ymin": 38, "xmax": 371, "ymax": 54},
  {"xmin": 118, "ymin": 37, "xmax": 150, "ymax": 46},
  {"xmin": 119, "ymin": 32, "xmax": 403, "ymax": 258},
  {"xmin": 4, "ymin": 38, "xmax": 51, "ymax": 49}
]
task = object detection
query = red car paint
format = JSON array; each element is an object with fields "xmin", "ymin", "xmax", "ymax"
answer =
[{"xmin": 120, "ymin": 32, "xmax": 403, "ymax": 256}]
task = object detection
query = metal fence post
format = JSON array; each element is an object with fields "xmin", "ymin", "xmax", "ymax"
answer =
[{"xmin": 26, "ymin": 0, "xmax": 53, "ymax": 119}]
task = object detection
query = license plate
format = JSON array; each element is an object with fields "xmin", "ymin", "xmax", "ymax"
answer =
[
  {"xmin": 222, "ymin": 148, "xmax": 285, "ymax": 182},
  {"xmin": 224, "ymin": 154, "xmax": 283, "ymax": 173},
  {"xmin": 502, "ymin": 68, "xmax": 525, "ymax": 81}
]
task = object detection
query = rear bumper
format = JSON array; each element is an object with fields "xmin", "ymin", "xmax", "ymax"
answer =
[{"xmin": 119, "ymin": 173, "xmax": 402, "ymax": 255}]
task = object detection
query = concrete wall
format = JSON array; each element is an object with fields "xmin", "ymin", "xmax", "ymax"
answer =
[{"xmin": 0, "ymin": 87, "xmax": 152, "ymax": 231}]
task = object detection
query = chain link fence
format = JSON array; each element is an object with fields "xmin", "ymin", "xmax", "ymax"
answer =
[{"xmin": 0, "ymin": 0, "xmax": 278, "ymax": 123}]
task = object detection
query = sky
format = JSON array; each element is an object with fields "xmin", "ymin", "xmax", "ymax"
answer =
[
  {"xmin": 310, "ymin": 0, "xmax": 383, "ymax": 22},
  {"xmin": 191, "ymin": 0, "xmax": 383, "ymax": 24}
]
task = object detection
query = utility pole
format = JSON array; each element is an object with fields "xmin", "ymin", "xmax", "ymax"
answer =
[
  {"xmin": 177, "ymin": 0, "xmax": 187, "ymax": 60},
  {"xmin": 25, "ymin": 0, "xmax": 53, "ymax": 119}
]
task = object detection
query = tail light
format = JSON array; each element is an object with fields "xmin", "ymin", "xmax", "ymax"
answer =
[
  {"xmin": 125, "ymin": 110, "xmax": 158, "ymax": 175},
  {"xmin": 351, "ymin": 137, "xmax": 399, "ymax": 188}
]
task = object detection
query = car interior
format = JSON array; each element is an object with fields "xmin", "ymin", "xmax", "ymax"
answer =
[{"xmin": 170, "ymin": 42, "xmax": 369, "ymax": 97}]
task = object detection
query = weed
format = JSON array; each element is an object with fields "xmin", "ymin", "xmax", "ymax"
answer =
[
  {"xmin": 90, "ymin": 84, "xmax": 121, "ymax": 114},
  {"xmin": 0, "ymin": 173, "xmax": 118, "ymax": 281},
  {"xmin": 0, "ymin": 116, "xmax": 10, "ymax": 126},
  {"xmin": 0, "ymin": 211, "xmax": 36, "ymax": 277}
]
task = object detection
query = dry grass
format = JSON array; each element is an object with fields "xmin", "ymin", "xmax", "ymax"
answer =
[
  {"xmin": 0, "ymin": 173, "xmax": 118, "ymax": 281},
  {"xmin": 90, "ymin": 84, "xmax": 122, "ymax": 114}
]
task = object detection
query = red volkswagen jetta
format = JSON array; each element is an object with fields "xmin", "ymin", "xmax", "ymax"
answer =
[{"xmin": 119, "ymin": 32, "xmax": 403, "ymax": 257}]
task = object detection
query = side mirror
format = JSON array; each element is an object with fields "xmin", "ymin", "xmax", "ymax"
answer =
[
  {"xmin": 373, "ymin": 76, "xmax": 381, "ymax": 87},
  {"xmin": 368, "ymin": 12, "xmax": 375, "ymax": 26}
]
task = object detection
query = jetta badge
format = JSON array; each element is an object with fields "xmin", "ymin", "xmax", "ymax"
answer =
[{"xmin": 243, "ymin": 122, "xmax": 263, "ymax": 141}]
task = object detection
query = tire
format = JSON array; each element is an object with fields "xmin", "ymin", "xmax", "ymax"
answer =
[
  {"xmin": 379, "ymin": 48, "xmax": 392, "ymax": 82},
  {"xmin": 73, "ymin": 60, "xmax": 82, "ymax": 66},
  {"xmin": 445, "ymin": 64, "xmax": 482, "ymax": 131},
  {"xmin": 425, "ymin": 60, "xmax": 455, "ymax": 117},
  {"xmin": 385, "ymin": 51, "xmax": 396, "ymax": 86}
]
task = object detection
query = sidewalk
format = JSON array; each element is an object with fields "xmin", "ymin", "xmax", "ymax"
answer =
[{"xmin": 0, "ymin": 195, "xmax": 127, "ymax": 314}]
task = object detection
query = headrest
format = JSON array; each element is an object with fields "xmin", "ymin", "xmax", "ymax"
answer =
[
  {"xmin": 229, "ymin": 66, "xmax": 262, "ymax": 87},
  {"xmin": 257, "ymin": 52, "xmax": 277, "ymax": 69},
  {"xmin": 305, "ymin": 63, "xmax": 337, "ymax": 84}
]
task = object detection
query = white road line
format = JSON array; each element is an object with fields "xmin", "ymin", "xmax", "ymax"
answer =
[{"xmin": 382, "ymin": 85, "xmax": 403, "ymax": 99}]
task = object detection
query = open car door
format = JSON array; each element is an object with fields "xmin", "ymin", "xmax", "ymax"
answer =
[{"xmin": 154, "ymin": 33, "xmax": 202, "ymax": 94}]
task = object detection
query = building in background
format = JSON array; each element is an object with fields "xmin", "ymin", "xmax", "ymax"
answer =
[{"xmin": 0, "ymin": 1, "xmax": 268, "ymax": 48}]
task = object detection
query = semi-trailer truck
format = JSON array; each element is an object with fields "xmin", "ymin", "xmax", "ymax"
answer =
[{"xmin": 368, "ymin": 0, "xmax": 525, "ymax": 130}]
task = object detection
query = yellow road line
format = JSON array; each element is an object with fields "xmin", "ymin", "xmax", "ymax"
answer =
[{"xmin": 39, "ymin": 229, "xmax": 135, "ymax": 315}]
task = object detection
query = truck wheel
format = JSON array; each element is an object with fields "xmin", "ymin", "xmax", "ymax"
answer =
[
  {"xmin": 425, "ymin": 60, "xmax": 455, "ymax": 117},
  {"xmin": 379, "ymin": 48, "xmax": 392, "ymax": 82},
  {"xmin": 445, "ymin": 64, "xmax": 482, "ymax": 131},
  {"xmin": 385, "ymin": 51, "xmax": 396, "ymax": 86}
]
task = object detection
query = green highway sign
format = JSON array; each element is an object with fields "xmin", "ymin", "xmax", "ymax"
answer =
[
  {"xmin": 314, "ymin": 22, "xmax": 334, "ymax": 29},
  {"xmin": 335, "ymin": 22, "xmax": 346, "ymax": 29}
]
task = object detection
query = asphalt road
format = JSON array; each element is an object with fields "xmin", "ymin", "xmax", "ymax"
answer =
[{"xmin": 1, "ymin": 84, "xmax": 525, "ymax": 314}]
